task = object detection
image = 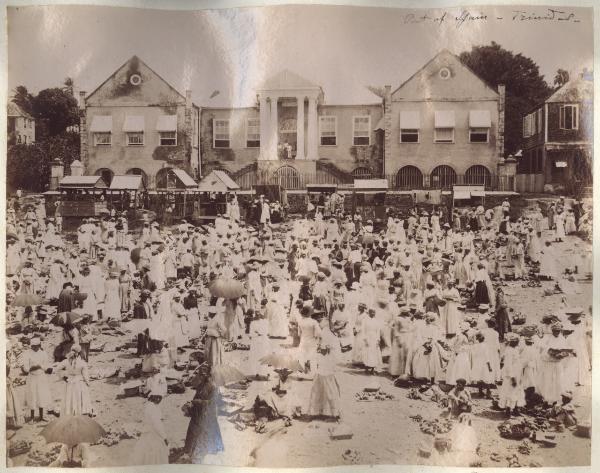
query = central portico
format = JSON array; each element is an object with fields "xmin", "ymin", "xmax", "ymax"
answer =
[{"xmin": 257, "ymin": 70, "xmax": 323, "ymax": 162}]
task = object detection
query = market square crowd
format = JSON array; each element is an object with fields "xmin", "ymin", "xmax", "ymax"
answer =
[{"xmin": 5, "ymin": 192, "xmax": 593, "ymax": 466}]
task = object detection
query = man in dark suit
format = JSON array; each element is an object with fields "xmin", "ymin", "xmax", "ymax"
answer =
[{"xmin": 133, "ymin": 290, "xmax": 154, "ymax": 355}]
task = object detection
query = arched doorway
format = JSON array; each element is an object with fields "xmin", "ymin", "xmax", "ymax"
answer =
[
  {"xmin": 465, "ymin": 165, "xmax": 492, "ymax": 187},
  {"xmin": 126, "ymin": 168, "xmax": 148, "ymax": 188},
  {"xmin": 155, "ymin": 167, "xmax": 177, "ymax": 189},
  {"xmin": 395, "ymin": 165, "xmax": 423, "ymax": 189},
  {"xmin": 94, "ymin": 168, "xmax": 114, "ymax": 186},
  {"xmin": 273, "ymin": 166, "xmax": 301, "ymax": 189},
  {"xmin": 430, "ymin": 165, "xmax": 456, "ymax": 189},
  {"xmin": 351, "ymin": 167, "xmax": 373, "ymax": 179}
]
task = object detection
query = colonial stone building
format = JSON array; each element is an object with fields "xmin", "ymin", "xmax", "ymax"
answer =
[
  {"xmin": 519, "ymin": 72, "xmax": 593, "ymax": 193},
  {"xmin": 79, "ymin": 56, "xmax": 200, "ymax": 188},
  {"xmin": 81, "ymin": 51, "xmax": 510, "ymax": 191},
  {"xmin": 8, "ymin": 102, "xmax": 35, "ymax": 145},
  {"xmin": 202, "ymin": 50, "xmax": 506, "ymax": 190}
]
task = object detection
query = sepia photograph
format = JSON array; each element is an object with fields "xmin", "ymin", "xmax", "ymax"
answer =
[{"xmin": 4, "ymin": 2, "xmax": 594, "ymax": 469}]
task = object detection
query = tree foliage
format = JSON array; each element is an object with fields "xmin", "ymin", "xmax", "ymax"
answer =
[
  {"xmin": 33, "ymin": 88, "xmax": 79, "ymax": 138},
  {"xmin": 553, "ymin": 69, "xmax": 570, "ymax": 88},
  {"xmin": 7, "ymin": 131, "xmax": 80, "ymax": 194},
  {"xmin": 12, "ymin": 85, "xmax": 35, "ymax": 115},
  {"xmin": 459, "ymin": 42, "xmax": 553, "ymax": 155}
]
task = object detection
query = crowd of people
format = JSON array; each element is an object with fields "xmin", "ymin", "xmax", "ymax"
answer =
[{"xmin": 5, "ymin": 191, "xmax": 592, "ymax": 466}]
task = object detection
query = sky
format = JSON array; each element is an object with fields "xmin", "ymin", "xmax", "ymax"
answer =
[{"xmin": 7, "ymin": 4, "xmax": 594, "ymax": 107}]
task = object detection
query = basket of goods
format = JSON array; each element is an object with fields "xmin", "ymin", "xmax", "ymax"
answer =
[
  {"xmin": 434, "ymin": 436, "xmax": 452, "ymax": 451},
  {"xmin": 548, "ymin": 348, "xmax": 575, "ymax": 360},
  {"xmin": 498, "ymin": 419, "xmax": 533, "ymax": 440},
  {"xmin": 364, "ymin": 380, "xmax": 381, "ymax": 392},
  {"xmin": 512, "ymin": 312, "xmax": 526, "ymax": 325},
  {"xmin": 516, "ymin": 325, "xmax": 538, "ymax": 338},
  {"xmin": 564, "ymin": 307, "xmax": 584, "ymax": 316},
  {"xmin": 122, "ymin": 380, "xmax": 142, "ymax": 397},
  {"xmin": 535, "ymin": 431, "xmax": 557, "ymax": 447},
  {"xmin": 418, "ymin": 440, "xmax": 432, "ymax": 458},
  {"xmin": 329, "ymin": 424, "xmax": 354, "ymax": 440},
  {"xmin": 8, "ymin": 439, "xmax": 31, "ymax": 457},
  {"xmin": 575, "ymin": 420, "xmax": 591, "ymax": 438}
]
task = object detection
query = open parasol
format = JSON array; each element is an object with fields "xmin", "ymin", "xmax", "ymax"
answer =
[
  {"xmin": 6, "ymin": 231, "xmax": 18, "ymax": 241},
  {"xmin": 259, "ymin": 353, "xmax": 303, "ymax": 372},
  {"xmin": 12, "ymin": 294, "xmax": 45, "ymax": 307},
  {"xmin": 209, "ymin": 278, "xmax": 246, "ymax": 299},
  {"xmin": 40, "ymin": 415, "xmax": 106, "ymax": 463},
  {"xmin": 211, "ymin": 364, "xmax": 247, "ymax": 386}
]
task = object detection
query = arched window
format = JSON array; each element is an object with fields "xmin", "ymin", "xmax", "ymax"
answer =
[
  {"xmin": 273, "ymin": 166, "xmax": 301, "ymax": 190},
  {"xmin": 126, "ymin": 168, "xmax": 148, "ymax": 188},
  {"xmin": 351, "ymin": 167, "xmax": 372, "ymax": 179},
  {"xmin": 94, "ymin": 168, "xmax": 114, "ymax": 186},
  {"xmin": 430, "ymin": 165, "xmax": 457, "ymax": 189},
  {"xmin": 155, "ymin": 167, "xmax": 177, "ymax": 189},
  {"xmin": 395, "ymin": 165, "xmax": 423, "ymax": 189},
  {"xmin": 465, "ymin": 165, "xmax": 492, "ymax": 187}
]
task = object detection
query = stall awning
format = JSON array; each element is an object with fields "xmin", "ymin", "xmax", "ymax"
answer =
[
  {"xmin": 123, "ymin": 116, "xmax": 145, "ymax": 132},
  {"xmin": 156, "ymin": 115, "xmax": 178, "ymax": 132},
  {"xmin": 109, "ymin": 175, "xmax": 144, "ymax": 190},
  {"xmin": 373, "ymin": 117, "xmax": 384, "ymax": 131},
  {"xmin": 453, "ymin": 189, "xmax": 471, "ymax": 199},
  {"xmin": 555, "ymin": 161, "xmax": 568, "ymax": 168},
  {"xmin": 469, "ymin": 110, "xmax": 491, "ymax": 127},
  {"xmin": 197, "ymin": 170, "xmax": 240, "ymax": 192},
  {"xmin": 171, "ymin": 168, "xmax": 197, "ymax": 188},
  {"xmin": 354, "ymin": 179, "xmax": 388, "ymax": 190},
  {"xmin": 400, "ymin": 111, "xmax": 420, "ymax": 129},
  {"xmin": 59, "ymin": 176, "xmax": 107, "ymax": 189},
  {"xmin": 89, "ymin": 116, "xmax": 113, "ymax": 132},
  {"xmin": 434, "ymin": 110, "xmax": 455, "ymax": 128}
]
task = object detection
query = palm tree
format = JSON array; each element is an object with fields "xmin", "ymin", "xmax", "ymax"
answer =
[
  {"xmin": 553, "ymin": 69, "xmax": 570, "ymax": 88},
  {"xmin": 63, "ymin": 77, "xmax": 74, "ymax": 96}
]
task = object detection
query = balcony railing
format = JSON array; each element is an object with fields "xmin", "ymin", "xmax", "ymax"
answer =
[{"xmin": 235, "ymin": 170, "xmax": 513, "ymax": 192}]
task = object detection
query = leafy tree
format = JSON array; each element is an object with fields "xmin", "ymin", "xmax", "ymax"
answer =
[
  {"xmin": 6, "ymin": 131, "xmax": 80, "ymax": 193},
  {"xmin": 459, "ymin": 42, "xmax": 553, "ymax": 156},
  {"xmin": 12, "ymin": 85, "xmax": 34, "ymax": 115},
  {"xmin": 553, "ymin": 69, "xmax": 570, "ymax": 88},
  {"xmin": 32, "ymin": 87, "xmax": 79, "ymax": 138}
]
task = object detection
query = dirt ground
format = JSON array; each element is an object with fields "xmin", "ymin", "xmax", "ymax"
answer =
[{"xmin": 7, "ymin": 229, "xmax": 592, "ymax": 468}]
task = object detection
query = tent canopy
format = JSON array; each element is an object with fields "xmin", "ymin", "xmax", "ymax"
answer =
[
  {"xmin": 197, "ymin": 170, "xmax": 240, "ymax": 192},
  {"xmin": 354, "ymin": 179, "xmax": 388, "ymax": 190},
  {"xmin": 59, "ymin": 176, "xmax": 107, "ymax": 189},
  {"xmin": 171, "ymin": 169, "xmax": 198, "ymax": 188},
  {"xmin": 109, "ymin": 175, "xmax": 144, "ymax": 191}
]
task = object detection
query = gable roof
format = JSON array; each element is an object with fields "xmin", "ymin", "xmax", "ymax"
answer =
[
  {"xmin": 259, "ymin": 69, "xmax": 322, "ymax": 91},
  {"xmin": 197, "ymin": 170, "xmax": 240, "ymax": 192},
  {"xmin": 85, "ymin": 55, "xmax": 198, "ymax": 107},
  {"xmin": 547, "ymin": 75, "xmax": 593, "ymax": 103},
  {"xmin": 110, "ymin": 175, "xmax": 144, "ymax": 190},
  {"xmin": 8, "ymin": 102, "xmax": 33, "ymax": 120},
  {"xmin": 392, "ymin": 49, "xmax": 499, "ymax": 99},
  {"xmin": 59, "ymin": 176, "xmax": 107, "ymax": 189}
]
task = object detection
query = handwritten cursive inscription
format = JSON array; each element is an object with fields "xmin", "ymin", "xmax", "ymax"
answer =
[{"xmin": 512, "ymin": 9, "xmax": 580, "ymax": 23}]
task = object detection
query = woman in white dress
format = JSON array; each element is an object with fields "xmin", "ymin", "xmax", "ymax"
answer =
[
  {"xmin": 103, "ymin": 271, "xmax": 121, "ymax": 321},
  {"xmin": 537, "ymin": 323, "xmax": 568, "ymax": 406},
  {"xmin": 538, "ymin": 241, "xmax": 558, "ymax": 280},
  {"xmin": 23, "ymin": 338, "xmax": 51, "ymax": 422},
  {"xmin": 297, "ymin": 308, "xmax": 322, "ymax": 375},
  {"xmin": 55, "ymin": 344, "xmax": 92, "ymax": 416},
  {"xmin": 46, "ymin": 259, "xmax": 66, "ymax": 300},
  {"xmin": 554, "ymin": 210, "xmax": 566, "ymax": 242},
  {"xmin": 498, "ymin": 334, "xmax": 525, "ymax": 416},
  {"xmin": 440, "ymin": 282, "xmax": 461, "ymax": 336}
]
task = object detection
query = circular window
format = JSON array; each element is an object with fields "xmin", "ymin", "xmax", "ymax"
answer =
[
  {"xmin": 439, "ymin": 68, "xmax": 451, "ymax": 80},
  {"xmin": 129, "ymin": 74, "xmax": 142, "ymax": 86}
]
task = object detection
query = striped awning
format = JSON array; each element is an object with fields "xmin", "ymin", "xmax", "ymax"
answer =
[
  {"xmin": 434, "ymin": 110, "xmax": 455, "ymax": 128},
  {"xmin": 89, "ymin": 116, "xmax": 112, "ymax": 132},
  {"xmin": 156, "ymin": 115, "xmax": 177, "ymax": 132},
  {"xmin": 400, "ymin": 111, "xmax": 420, "ymax": 129},
  {"xmin": 123, "ymin": 115, "xmax": 145, "ymax": 132},
  {"xmin": 469, "ymin": 110, "xmax": 491, "ymax": 127}
]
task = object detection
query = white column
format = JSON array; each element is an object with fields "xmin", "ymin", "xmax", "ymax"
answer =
[
  {"xmin": 306, "ymin": 96, "xmax": 318, "ymax": 160},
  {"xmin": 259, "ymin": 95, "xmax": 269, "ymax": 161},
  {"xmin": 270, "ymin": 96, "xmax": 279, "ymax": 160},
  {"xmin": 296, "ymin": 96, "xmax": 305, "ymax": 160}
]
